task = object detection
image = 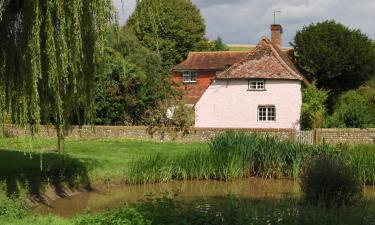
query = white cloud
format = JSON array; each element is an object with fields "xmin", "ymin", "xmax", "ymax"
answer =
[{"xmin": 113, "ymin": 0, "xmax": 375, "ymax": 46}]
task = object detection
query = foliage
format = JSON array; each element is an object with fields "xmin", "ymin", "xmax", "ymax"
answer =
[
  {"xmin": 326, "ymin": 86, "xmax": 375, "ymax": 128},
  {"xmin": 2, "ymin": 194, "xmax": 375, "ymax": 225},
  {"xmin": 301, "ymin": 82, "xmax": 329, "ymax": 129},
  {"xmin": 76, "ymin": 207, "xmax": 150, "ymax": 225},
  {"xmin": 94, "ymin": 47, "xmax": 146, "ymax": 125},
  {"xmin": 125, "ymin": 0, "xmax": 209, "ymax": 69},
  {"xmin": 128, "ymin": 132, "xmax": 375, "ymax": 185},
  {"xmin": 0, "ymin": 188, "xmax": 29, "ymax": 219},
  {"xmin": 300, "ymin": 155, "xmax": 363, "ymax": 207},
  {"xmin": 292, "ymin": 20, "xmax": 375, "ymax": 97},
  {"xmin": 209, "ymin": 37, "xmax": 229, "ymax": 51},
  {"xmin": 128, "ymin": 132, "xmax": 342, "ymax": 184},
  {"xmin": 145, "ymin": 100, "xmax": 194, "ymax": 139},
  {"xmin": 95, "ymin": 31, "xmax": 175, "ymax": 125},
  {"xmin": 347, "ymin": 144, "xmax": 375, "ymax": 185},
  {"xmin": 0, "ymin": 0, "xmax": 115, "ymax": 151}
]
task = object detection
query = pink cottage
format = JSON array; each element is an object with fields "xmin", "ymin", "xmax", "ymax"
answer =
[{"xmin": 194, "ymin": 25, "xmax": 309, "ymax": 129}]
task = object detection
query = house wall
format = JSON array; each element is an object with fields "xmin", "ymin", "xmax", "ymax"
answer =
[
  {"xmin": 195, "ymin": 79, "xmax": 302, "ymax": 129},
  {"xmin": 172, "ymin": 71, "xmax": 216, "ymax": 104}
]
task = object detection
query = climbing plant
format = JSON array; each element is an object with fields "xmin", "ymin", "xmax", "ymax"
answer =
[{"xmin": 0, "ymin": 0, "xmax": 115, "ymax": 151}]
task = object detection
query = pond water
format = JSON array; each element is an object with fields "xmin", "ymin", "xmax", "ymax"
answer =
[{"xmin": 34, "ymin": 178, "xmax": 375, "ymax": 218}]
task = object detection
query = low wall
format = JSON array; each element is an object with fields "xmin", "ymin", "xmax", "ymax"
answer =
[
  {"xmin": 316, "ymin": 128, "xmax": 375, "ymax": 145},
  {"xmin": 1, "ymin": 125, "xmax": 295, "ymax": 142},
  {"xmin": 2, "ymin": 125, "xmax": 375, "ymax": 144}
]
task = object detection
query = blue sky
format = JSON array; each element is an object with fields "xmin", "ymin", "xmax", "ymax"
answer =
[{"xmin": 113, "ymin": 0, "xmax": 375, "ymax": 46}]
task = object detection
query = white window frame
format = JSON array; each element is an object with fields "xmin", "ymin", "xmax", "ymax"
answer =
[
  {"xmin": 182, "ymin": 71, "xmax": 197, "ymax": 83},
  {"xmin": 248, "ymin": 80, "xmax": 265, "ymax": 91},
  {"xmin": 258, "ymin": 106, "xmax": 276, "ymax": 122}
]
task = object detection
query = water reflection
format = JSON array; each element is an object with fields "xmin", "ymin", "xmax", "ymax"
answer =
[{"xmin": 34, "ymin": 178, "xmax": 375, "ymax": 218}]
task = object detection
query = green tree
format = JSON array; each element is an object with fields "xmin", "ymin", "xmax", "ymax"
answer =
[
  {"xmin": 327, "ymin": 86, "xmax": 375, "ymax": 128},
  {"xmin": 209, "ymin": 37, "xmax": 229, "ymax": 51},
  {"xmin": 95, "ymin": 47, "xmax": 145, "ymax": 125},
  {"xmin": 94, "ymin": 31, "xmax": 176, "ymax": 125},
  {"xmin": 0, "ymin": 0, "xmax": 114, "ymax": 150},
  {"xmin": 301, "ymin": 83, "xmax": 329, "ymax": 129},
  {"xmin": 125, "ymin": 0, "xmax": 208, "ymax": 69},
  {"xmin": 292, "ymin": 21, "xmax": 375, "ymax": 96}
]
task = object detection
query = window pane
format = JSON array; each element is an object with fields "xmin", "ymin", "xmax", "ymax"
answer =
[
  {"xmin": 182, "ymin": 72, "xmax": 197, "ymax": 82},
  {"xmin": 191, "ymin": 72, "xmax": 197, "ymax": 82},
  {"xmin": 249, "ymin": 80, "xmax": 265, "ymax": 90},
  {"xmin": 258, "ymin": 106, "xmax": 275, "ymax": 121}
]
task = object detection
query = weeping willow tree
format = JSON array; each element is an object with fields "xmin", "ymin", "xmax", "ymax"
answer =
[{"xmin": 0, "ymin": 0, "xmax": 115, "ymax": 151}]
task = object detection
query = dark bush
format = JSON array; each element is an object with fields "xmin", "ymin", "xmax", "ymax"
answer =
[{"xmin": 300, "ymin": 155, "xmax": 363, "ymax": 207}]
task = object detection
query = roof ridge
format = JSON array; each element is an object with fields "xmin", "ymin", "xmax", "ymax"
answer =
[
  {"xmin": 265, "ymin": 39, "xmax": 309, "ymax": 84},
  {"xmin": 265, "ymin": 39, "xmax": 301, "ymax": 80},
  {"xmin": 189, "ymin": 50, "xmax": 252, "ymax": 54}
]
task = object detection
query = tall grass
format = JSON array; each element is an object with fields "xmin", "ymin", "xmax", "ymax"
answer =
[
  {"xmin": 347, "ymin": 144, "xmax": 375, "ymax": 185},
  {"xmin": 128, "ymin": 132, "xmax": 375, "ymax": 185}
]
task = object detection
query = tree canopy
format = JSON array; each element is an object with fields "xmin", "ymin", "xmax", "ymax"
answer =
[
  {"xmin": 326, "ymin": 86, "xmax": 375, "ymax": 128},
  {"xmin": 292, "ymin": 20, "xmax": 375, "ymax": 95},
  {"xmin": 0, "ymin": 0, "xmax": 114, "ymax": 149},
  {"xmin": 125, "ymin": 0, "xmax": 208, "ymax": 69},
  {"xmin": 301, "ymin": 82, "xmax": 329, "ymax": 129},
  {"xmin": 95, "ymin": 31, "xmax": 175, "ymax": 125},
  {"xmin": 209, "ymin": 37, "xmax": 229, "ymax": 51}
]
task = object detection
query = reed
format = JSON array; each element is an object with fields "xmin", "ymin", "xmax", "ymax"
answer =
[
  {"xmin": 128, "ymin": 132, "xmax": 375, "ymax": 185},
  {"xmin": 346, "ymin": 144, "xmax": 375, "ymax": 185}
]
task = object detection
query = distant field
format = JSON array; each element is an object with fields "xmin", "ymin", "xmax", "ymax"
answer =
[
  {"xmin": 227, "ymin": 44, "xmax": 255, "ymax": 51},
  {"xmin": 228, "ymin": 44, "xmax": 292, "ymax": 52}
]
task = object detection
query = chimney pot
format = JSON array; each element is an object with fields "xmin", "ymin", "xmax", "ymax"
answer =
[{"xmin": 271, "ymin": 24, "xmax": 283, "ymax": 47}]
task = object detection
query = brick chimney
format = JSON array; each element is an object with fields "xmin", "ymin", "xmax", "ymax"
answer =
[{"xmin": 271, "ymin": 24, "xmax": 283, "ymax": 47}]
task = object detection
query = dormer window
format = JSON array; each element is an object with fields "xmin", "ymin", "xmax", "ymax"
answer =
[
  {"xmin": 248, "ymin": 80, "xmax": 265, "ymax": 90},
  {"xmin": 182, "ymin": 71, "xmax": 197, "ymax": 83}
]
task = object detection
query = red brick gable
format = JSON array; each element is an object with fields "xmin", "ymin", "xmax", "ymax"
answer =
[
  {"xmin": 172, "ymin": 71, "xmax": 214, "ymax": 104},
  {"xmin": 217, "ymin": 38, "xmax": 308, "ymax": 85}
]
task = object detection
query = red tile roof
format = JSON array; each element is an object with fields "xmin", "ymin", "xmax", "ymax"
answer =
[
  {"xmin": 173, "ymin": 51, "xmax": 250, "ymax": 71},
  {"xmin": 217, "ymin": 38, "xmax": 308, "ymax": 84}
]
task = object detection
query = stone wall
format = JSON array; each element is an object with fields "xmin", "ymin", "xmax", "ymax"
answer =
[
  {"xmin": 2, "ymin": 125, "xmax": 375, "ymax": 144},
  {"xmin": 1, "ymin": 125, "xmax": 295, "ymax": 142},
  {"xmin": 315, "ymin": 128, "xmax": 375, "ymax": 145}
]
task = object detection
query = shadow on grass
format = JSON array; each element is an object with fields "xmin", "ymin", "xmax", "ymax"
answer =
[{"xmin": 0, "ymin": 149, "xmax": 92, "ymax": 201}]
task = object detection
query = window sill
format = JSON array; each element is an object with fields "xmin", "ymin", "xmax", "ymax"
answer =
[{"xmin": 247, "ymin": 89, "xmax": 267, "ymax": 91}]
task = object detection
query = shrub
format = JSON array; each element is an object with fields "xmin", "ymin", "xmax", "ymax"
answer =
[
  {"xmin": 300, "ymin": 155, "xmax": 363, "ymax": 207},
  {"xmin": 0, "ymin": 187, "xmax": 29, "ymax": 219},
  {"xmin": 301, "ymin": 82, "xmax": 329, "ymax": 129},
  {"xmin": 327, "ymin": 86, "xmax": 375, "ymax": 128},
  {"xmin": 76, "ymin": 207, "xmax": 150, "ymax": 225}
]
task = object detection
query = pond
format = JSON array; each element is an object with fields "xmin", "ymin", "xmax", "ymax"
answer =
[{"xmin": 34, "ymin": 178, "xmax": 375, "ymax": 218}]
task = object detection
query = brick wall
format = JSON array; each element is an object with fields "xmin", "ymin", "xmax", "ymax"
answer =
[
  {"xmin": 315, "ymin": 128, "xmax": 375, "ymax": 145},
  {"xmin": 171, "ymin": 71, "xmax": 215, "ymax": 104}
]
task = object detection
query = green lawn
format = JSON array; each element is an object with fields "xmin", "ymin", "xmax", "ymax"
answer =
[
  {"xmin": 1, "ymin": 137, "xmax": 375, "ymax": 225},
  {"xmin": 0, "ymin": 137, "xmax": 207, "ymax": 194}
]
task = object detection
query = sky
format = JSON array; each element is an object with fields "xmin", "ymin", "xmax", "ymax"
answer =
[{"xmin": 113, "ymin": 0, "xmax": 375, "ymax": 46}]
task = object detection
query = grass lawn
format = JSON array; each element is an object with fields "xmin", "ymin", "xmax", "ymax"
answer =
[
  {"xmin": 1, "ymin": 136, "xmax": 375, "ymax": 225},
  {"xmin": 0, "ymin": 137, "xmax": 208, "ymax": 191}
]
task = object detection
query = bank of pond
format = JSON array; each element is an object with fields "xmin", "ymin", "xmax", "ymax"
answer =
[
  {"xmin": 0, "ymin": 132, "xmax": 375, "ymax": 224},
  {"xmin": 1, "ymin": 178, "xmax": 375, "ymax": 225}
]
